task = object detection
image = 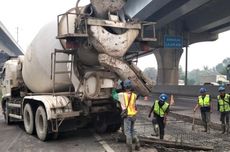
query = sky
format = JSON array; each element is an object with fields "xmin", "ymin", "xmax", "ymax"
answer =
[
  {"xmin": 0, "ymin": 0, "xmax": 90, "ymax": 50},
  {"xmin": 0, "ymin": 0, "xmax": 229, "ymax": 72},
  {"xmin": 138, "ymin": 30, "xmax": 230, "ymax": 72}
]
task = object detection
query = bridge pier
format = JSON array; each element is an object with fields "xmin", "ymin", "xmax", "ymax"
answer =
[{"xmin": 154, "ymin": 48, "xmax": 183, "ymax": 85}]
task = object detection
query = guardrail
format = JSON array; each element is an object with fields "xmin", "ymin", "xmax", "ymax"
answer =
[{"xmin": 151, "ymin": 85, "xmax": 230, "ymax": 98}]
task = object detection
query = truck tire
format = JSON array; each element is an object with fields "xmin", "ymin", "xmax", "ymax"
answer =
[
  {"xmin": 35, "ymin": 106, "xmax": 48, "ymax": 141},
  {"xmin": 94, "ymin": 115, "xmax": 107, "ymax": 133},
  {"xmin": 23, "ymin": 104, "xmax": 34, "ymax": 134},
  {"xmin": 107, "ymin": 123, "xmax": 121, "ymax": 133}
]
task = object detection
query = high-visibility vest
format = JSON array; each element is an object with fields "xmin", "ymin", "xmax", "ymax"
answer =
[
  {"xmin": 218, "ymin": 94, "xmax": 230, "ymax": 112},
  {"xmin": 153, "ymin": 100, "xmax": 169, "ymax": 117},
  {"xmin": 198, "ymin": 94, "xmax": 210, "ymax": 107},
  {"xmin": 124, "ymin": 92, "xmax": 137, "ymax": 116}
]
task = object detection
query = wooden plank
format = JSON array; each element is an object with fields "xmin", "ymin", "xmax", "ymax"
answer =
[{"xmin": 139, "ymin": 136, "xmax": 213, "ymax": 151}]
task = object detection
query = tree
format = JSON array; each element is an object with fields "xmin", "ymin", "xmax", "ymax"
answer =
[
  {"xmin": 215, "ymin": 57, "xmax": 230, "ymax": 75},
  {"xmin": 179, "ymin": 65, "xmax": 185, "ymax": 81},
  {"xmin": 143, "ymin": 67, "xmax": 157, "ymax": 81}
]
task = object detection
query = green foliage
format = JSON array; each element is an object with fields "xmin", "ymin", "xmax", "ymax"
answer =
[
  {"xmin": 187, "ymin": 79, "xmax": 196, "ymax": 85},
  {"xmin": 142, "ymin": 57, "xmax": 229, "ymax": 85},
  {"xmin": 179, "ymin": 65, "xmax": 185, "ymax": 80},
  {"xmin": 143, "ymin": 67, "xmax": 157, "ymax": 81},
  {"xmin": 180, "ymin": 57, "xmax": 230, "ymax": 85},
  {"xmin": 215, "ymin": 57, "xmax": 230, "ymax": 75}
]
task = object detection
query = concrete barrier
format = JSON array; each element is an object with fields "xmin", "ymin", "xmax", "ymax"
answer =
[{"xmin": 151, "ymin": 85, "xmax": 230, "ymax": 98}]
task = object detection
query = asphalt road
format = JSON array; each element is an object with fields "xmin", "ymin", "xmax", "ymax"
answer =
[
  {"xmin": 0, "ymin": 95, "xmax": 223, "ymax": 152},
  {"xmin": 0, "ymin": 117, "xmax": 105, "ymax": 152},
  {"xmin": 0, "ymin": 108, "xmax": 156, "ymax": 152}
]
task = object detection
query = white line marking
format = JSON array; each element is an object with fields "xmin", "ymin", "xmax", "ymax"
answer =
[
  {"xmin": 94, "ymin": 133, "xmax": 115, "ymax": 152},
  {"xmin": 6, "ymin": 128, "xmax": 23, "ymax": 152}
]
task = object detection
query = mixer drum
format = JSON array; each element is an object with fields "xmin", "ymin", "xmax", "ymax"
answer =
[{"xmin": 22, "ymin": 21, "xmax": 72, "ymax": 93}]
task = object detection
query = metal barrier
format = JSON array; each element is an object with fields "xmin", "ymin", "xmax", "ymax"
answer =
[{"xmin": 151, "ymin": 85, "xmax": 230, "ymax": 98}]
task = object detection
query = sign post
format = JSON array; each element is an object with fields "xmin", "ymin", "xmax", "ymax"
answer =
[{"xmin": 164, "ymin": 35, "xmax": 183, "ymax": 48}]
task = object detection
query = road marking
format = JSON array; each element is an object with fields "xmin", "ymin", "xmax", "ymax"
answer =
[
  {"xmin": 6, "ymin": 128, "xmax": 23, "ymax": 152},
  {"xmin": 94, "ymin": 133, "xmax": 115, "ymax": 152}
]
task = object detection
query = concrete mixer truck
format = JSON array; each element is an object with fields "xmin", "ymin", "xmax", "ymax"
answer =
[{"xmin": 0, "ymin": 0, "xmax": 156, "ymax": 141}]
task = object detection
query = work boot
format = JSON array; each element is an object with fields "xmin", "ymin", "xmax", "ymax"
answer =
[
  {"xmin": 160, "ymin": 134, "xmax": 164, "ymax": 140},
  {"xmin": 134, "ymin": 137, "xmax": 140, "ymax": 151},
  {"xmin": 127, "ymin": 144, "xmax": 132, "ymax": 152},
  {"xmin": 221, "ymin": 124, "xmax": 226, "ymax": 134},
  {"xmin": 202, "ymin": 123, "xmax": 207, "ymax": 132},
  {"xmin": 126, "ymin": 138, "xmax": 133, "ymax": 152}
]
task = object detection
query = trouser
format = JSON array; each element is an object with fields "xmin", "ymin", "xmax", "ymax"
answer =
[
  {"xmin": 201, "ymin": 111, "xmax": 210, "ymax": 132},
  {"xmin": 151, "ymin": 118, "xmax": 159, "ymax": 136},
  {"xmin": 156, "ymin": 116, "xmax": 165, "ymax": 139},
  {"xmin": 220, "ymin": 111, "xmax": 230, "ymax": 133},
  {"xmin": 124, "ymin": 116, "xmax": 140, "ymax": 151}
]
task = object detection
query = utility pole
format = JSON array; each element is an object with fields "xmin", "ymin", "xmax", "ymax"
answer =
[
  {"xmin": 227, "ymin": 64, "xmax": 230, "ymax": 82},
  {"xmin": 184, "ymin": 33, "xmax": 189, "ymax": 86}
]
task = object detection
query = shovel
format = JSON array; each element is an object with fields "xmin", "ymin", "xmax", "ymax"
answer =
[{"xmin": 192, "ymin": 111, "xmax": 195, "ymax": 131}]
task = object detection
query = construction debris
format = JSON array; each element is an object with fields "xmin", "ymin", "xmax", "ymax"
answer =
[{"xmin": 139, "ymin": 136, "xmax": 214, "ymax": 151}]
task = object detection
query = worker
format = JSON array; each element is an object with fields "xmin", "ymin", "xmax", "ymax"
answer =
[
  {"xmin": 112, "ymin": 81, "xmax": 119, "ymax": 101},
  {"xmin": 118, "ymin": 79, "xmax": 140, "ymax": 152},
  {"xmin": 217, "ymin": 86, "xmax": 230, "ymax": 134},
  {"xmin": 193, "ymin": 87, "xmax": 212, "ymax": 133},
  {"xmin": 148, "ymin": 93, "xmax": 170, "ymax": 140}
]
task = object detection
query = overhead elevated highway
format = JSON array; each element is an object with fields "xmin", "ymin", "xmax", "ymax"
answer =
[
  {"xmin": 0, "ymin": 21, "xmax": 23, "ymax": 56},
  {"xmin": 0, "ymin": 21, "xmax": 23, "ymax": 69},
  {"xmin": 124, "ymin": 0, "xmax": 230, "ymax": 85}
]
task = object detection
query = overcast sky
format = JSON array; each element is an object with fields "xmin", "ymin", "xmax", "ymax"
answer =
[
  {"xmin": 137, "ymin": 30, "xmax": 230, "ymax": 71},
  {"xmin": 0, "ymin": 0, "xmax": 90, "ymax": 50},
  {"xmin": 0, "ymin": 0, "xmax": 229, "ymax": 71}
]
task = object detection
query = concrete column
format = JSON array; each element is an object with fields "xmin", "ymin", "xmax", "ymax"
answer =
[{"xmin": 154, "ymin": 48, "xmax": 183, "ymax": 85}]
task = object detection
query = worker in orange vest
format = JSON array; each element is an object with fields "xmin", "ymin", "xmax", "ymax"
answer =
[{"xmin": 118, "ymin": 79, "xmax": 140, "ymax": 152}]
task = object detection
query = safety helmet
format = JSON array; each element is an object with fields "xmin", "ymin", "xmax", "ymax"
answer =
[
  {"xmin": 218, "ymin": 86, "xmax": 225, "ymax": 92},
  {"xmin": 199, "ymin": 87, "xmax": 207, "ymax": 93},
  {"xmin": 159, "ymin": 93, "xmax": 168, "ymax": 102},
  {"xmin": 123, "ymin": 79, "xmax": 132, "ymax": 89}
]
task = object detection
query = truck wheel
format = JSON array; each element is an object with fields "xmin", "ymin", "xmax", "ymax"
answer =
[
  {"xmin": 4, "ymin": 104, "xmax": 11, "ymax": 125},
  {"xmin": 107, "ymin": 123, "xmax": 121, "ymax": 133},
  {"xmin": 94, "ymin": 115, "xmax": 107, "ymax": 133},
  {"xmin": 35, "ymin": 106, "xmax": 48, "ymax": 141},
  {"xmin": 23, "ymin": 103, "xmax": 34, "ymax": 134}
]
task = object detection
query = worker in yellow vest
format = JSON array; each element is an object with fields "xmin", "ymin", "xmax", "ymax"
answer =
[
  {"xmin": 194, "ymin": 87, "xmax": 212, "ymax": 133},
  {"xmin": 118, "ymin": 79, "xmax": 140, "ymax": 152},
  {"xmin": 217, "ymin": 86, "xmax": 230, "ymax": 134},
  {"xmin": 148, "ymin": 93, "xmax": 170, "ymax": 139}
]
